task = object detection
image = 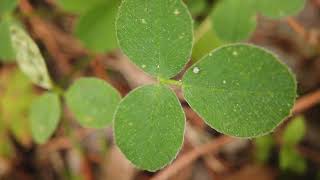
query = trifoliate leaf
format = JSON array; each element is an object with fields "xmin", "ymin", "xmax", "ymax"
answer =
[
  {"xmin": 9, "ymin": 24, "xmax": 52, "ymax": 89},
  {"xmin": 65, "ymin": 78, "xmax": 121, "ymax": 128},
  {"xmin": 30, "ymin": 93, "xmax": 61, "ymax": 144},
  {"xmin": 75, "ymin": 0, "xmax": 119, "ymax": 53},
  {"xmin": 116, "ymin": 0, "xmax": 193, "ymax": 78},
  {"xmin": 114, "ymin": 84, "xmax": 185, "ymax": 171},
  {"xmin": 182, "ymin": 44, "xmax": 297, "ymax": 137}
]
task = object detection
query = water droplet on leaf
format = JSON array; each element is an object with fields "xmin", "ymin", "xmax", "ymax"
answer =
[
  {"xmin": 174, "ymin": 9, "xmax": 180, "ymax": 15},
  {"xmin": 193, "ymin": 67, "xmax": 200, "ymax": 74},
  {"xmin": 232, "ymin": 51, "xmax": 238, "ymax": 56}
]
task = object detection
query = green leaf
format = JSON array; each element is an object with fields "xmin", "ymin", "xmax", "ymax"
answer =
[
  {"xmin": 114, "ymin": 84, "xmax": 185, "ymax": 171},
  {"xmin": 255, "ymin": 135, "xmax": 274, "ymax": 163},
  {"xmin": 30, "ymin": 93, "xmax": 61, "ymax": 144},
  {"xmin": 1, "ymin": 68, "xmax": 35, "ymax": 146},
  {"xmin": 255, "ymin": 0, "xmax": 305, "ymax": 19},
  {"xmin": 182, "ymin": 44, "xmax": 297, "ymax": 138},
  {"xmin": 0, "ymin": 0, "xmax": 18, "ymax": 16},
  {"xmin": 56, "ymin": 0, "xmax": 105, "ymax": 14},
  {"xmin": 186, "ymin": 0, "xmax": 206, "ymax": 16},
  {"xmin": 65, "ymin": 78, "xmax": 121, "ymax": 128},
  {"xmin": 192, "ymin": 20, "xmax": 225, "ymax": 62},
  {"xmin": 0, "ymin": 20, "xmax": 15, "ymax": 62},
  {"xmin": 280, "ymin": 146, "xmax": 306, "ymax": 174},
  {"xmin": 9, "ymin": 24, "xmax": 52, "ymax": 89},
  {"xmin": 210, "ymin": 0, "xmax": 257, "ymax": 42},
  {"xmin": 116, "ymin": 0, "xmax": 193, "ymax": 79},
  {"xmin": 282, "ymin": 116, "xmax": 306, "ymax": 146},
  {"xmin": 75, "ymin": 0, "xmax": 119, "ymax": 53}
]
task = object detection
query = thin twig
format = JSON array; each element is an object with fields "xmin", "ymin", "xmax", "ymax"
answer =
[
  {"xmin": 286, "ymin": 17, "xmax": 320, "ymax": 48},
  {"xmin": 293, "ymin": 89, "xmax": 320, "ymax": 114},
  {"xmin": 286, "ymin": 17, "xmax": 307, "ymax": 39},
  {"xmin": 151, "ymin": 136, "xmax": 234, "ymax": 180}
]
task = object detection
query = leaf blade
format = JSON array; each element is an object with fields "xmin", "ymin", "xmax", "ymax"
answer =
[
  {"xmin": 9, "ymin": 24, "xmax": 52, "ymax": 89},
  {"xmin": 0, "ymin": 20, "xmax": 15, "ymax": 62},
  {"xmin": 116, "ymin": 0, "xmax": 193, "ymax": 78},
  {"xmin": 75, "ymin": 0, "xmax": 119, "ymax": 53},
  {"xmin": 282, "ymin": 116, "xmax": 306, "ymax": 146},
  {"xmin": 210, "ymin": 0, "xmax": 257, "ymax": 42},
  {"xmin": 65, "ymin": 78, "xmax": 121, "ymax": 128},
  {"xmin": 30, "ymin": 92, "xmax": 61, "ymax": 144},
  {"xmin": 182, "ymin": 44, "xmax": 297, "ymax": 137},
  {"xmin": 255, "ymin": 0, "xmax": 305, "ymax": 19},
  {"xmin": 114, "ymin": 84, "xmax": 185, "ymax": 171},
  {"xmin": 0, "ymin": 0, "xmax": 18, "ymax": 16}
]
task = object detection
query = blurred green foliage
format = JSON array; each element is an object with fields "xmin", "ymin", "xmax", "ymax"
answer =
[
  {"xmin": 74, "ymin": 0, "xmax": 119, "ymax": 53},
  {"xmin": 282, "ymin": 116, "xmax": 306, "ymax": 146},
  {"xmin": 255, "ymin": 134, "xmax": 274, "ymax": 163},
  {"xmin": 56, "ymin": 0, "xmax": 105, "ymax": 14},
  {"xmin": 280, "ymin": 116, "xmax": 307, "ymax": 174},
  {"xmin": 1, "ymin": 68, "xmax": 35, "ymax": 147},
  {"xmin": 0, "ymin": 0, "xmax": 17, "ymax": 17},
  {"xmin": 0, "ymin": 19, "xmax": 15, "ymax": 62},
  {"xmin": 255, "ymin": 116, "xmax": 307, "ymax": 174}
]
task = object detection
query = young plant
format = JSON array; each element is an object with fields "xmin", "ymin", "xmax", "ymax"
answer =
[
  {"xmin": 0, "ymin": 0, "xmax": 303, "ymax": 172},
  {"xmin": 114, "ymin": 0, "xmax": 297, "ymax": 171}
]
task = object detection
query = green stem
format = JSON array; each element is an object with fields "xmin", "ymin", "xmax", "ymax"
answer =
[
  {"xmin": 52, "ymin": 83, "xmax": 64, "ymax": 96},
  {"xmin": 159, "ymin": 78, "xmax": 183, "ymax": 86},
  {"xmin": 194, "ymin": 18, "xmax": 211, "ymax": 42}
]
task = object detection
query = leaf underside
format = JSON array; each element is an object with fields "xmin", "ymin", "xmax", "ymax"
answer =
[{"xmin": 9, "ymin": 24, "xmax": 52, "ymax": 89}]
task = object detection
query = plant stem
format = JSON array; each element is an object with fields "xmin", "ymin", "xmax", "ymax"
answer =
[
  {"xmin": 194, "ymin": 18, "xmax": 212, "ymax": 42},
  {"xmin": 52, "ymin": 83, "xmax": 64, "ymax": 96},
  {"xmin": 159, "ymin": 78, "xmax": 183, "ymax": 86}
]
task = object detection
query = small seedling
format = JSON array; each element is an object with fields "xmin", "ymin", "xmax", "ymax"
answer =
[{"xmin": 0, "ymin": 0, "xmax": 304, "ymax": 172}]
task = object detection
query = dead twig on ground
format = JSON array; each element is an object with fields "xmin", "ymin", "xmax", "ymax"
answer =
[{"xmin": 151, "ymin": 136, "xmax": 234, "ymax": 180}]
